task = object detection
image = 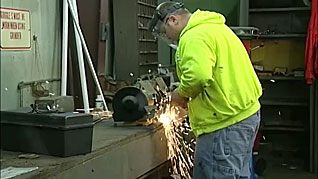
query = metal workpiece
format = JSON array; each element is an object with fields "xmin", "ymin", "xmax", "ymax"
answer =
[{"xmin": 138, "ymin": 80, "xmax": 158, "ymax": 101}]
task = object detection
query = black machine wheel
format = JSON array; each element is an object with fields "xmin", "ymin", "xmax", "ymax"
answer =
[{"xmin": 112, "ymin": 87, "xmax": 148, "ymax": 122}]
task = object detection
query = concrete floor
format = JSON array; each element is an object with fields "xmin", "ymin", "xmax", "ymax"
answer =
[
  {"xmin": 259, "ymin": 166, "xmax": 317, "ymax": 179},
  {"xmin": 257, "ymin": 158, "xmax": 317, "ymax": 179},
  {"xmin": 256, "ymin": 137, "xmax": 317, "ymax": 179}
]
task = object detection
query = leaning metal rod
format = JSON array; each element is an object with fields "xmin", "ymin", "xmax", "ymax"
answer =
[
  {"xmin": 70, "ymin": 0, "xmax": 90, "ymax": 114},
  {"xmin": 67, "ymin": 0, "xmax": 109, "ymax": 111},
  {"xmin": 61, "ymin": 0, "xmax": 69, "ymax": 96}
]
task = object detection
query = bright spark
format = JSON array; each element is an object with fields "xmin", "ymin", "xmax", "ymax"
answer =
[
  {"xmin": 158, "ymin": 113, "xmax": 172, "ymax": 126},
  {"xmin": 157, "ymin": 102, "xmax": 194, "ymax": 179}
]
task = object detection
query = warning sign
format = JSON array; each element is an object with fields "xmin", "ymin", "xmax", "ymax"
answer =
[{"xmin": 0, "ymin": 7, "xmax": 31, "ymax": 50}]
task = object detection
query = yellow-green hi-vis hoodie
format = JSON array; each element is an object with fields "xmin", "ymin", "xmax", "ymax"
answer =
[{"xmin": 175, "ymin": 10, "xmax": 262, "ymax": 137}]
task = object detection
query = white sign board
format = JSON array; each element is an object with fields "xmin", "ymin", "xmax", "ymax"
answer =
[{"xmin": 0, "ymin": 7, "xmax": 31, "ymax": 50}]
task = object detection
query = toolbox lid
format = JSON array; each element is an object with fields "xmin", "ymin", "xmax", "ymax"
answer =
[{"xmin": 0, "ymin": 107, "xmax": 93, "ymax": 130}]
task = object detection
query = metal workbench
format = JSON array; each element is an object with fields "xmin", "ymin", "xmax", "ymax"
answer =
[{"xmin": 0, "ymin": 120, "xmax": 168, "ymax": 179}]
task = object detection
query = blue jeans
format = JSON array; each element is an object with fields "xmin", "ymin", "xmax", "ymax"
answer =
[{"xmin": 193, "ymin": 111, "xmax": 260, "ymax": 179}]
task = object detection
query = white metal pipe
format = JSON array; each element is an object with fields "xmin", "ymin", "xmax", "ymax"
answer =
[
  {"xmin": 67, "ymin": 0, "xmax": 109, "ymax": 111},
  {"xmin": 70, "ymin": 0, "xmax": 90, "ymax": 113},
  {"xmin": 61, "ymin": 0, "xmax": 69, "ymax": 96}
]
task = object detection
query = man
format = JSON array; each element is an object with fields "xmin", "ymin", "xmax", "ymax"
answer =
[{"xmin": 148, "ymin": 1, "xmax": 262, "ymax": 179}]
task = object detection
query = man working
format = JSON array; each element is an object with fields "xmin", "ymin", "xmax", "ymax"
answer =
[{"xmin": 148, "ymin": 1, "xmax": 262, "ymax": 179}]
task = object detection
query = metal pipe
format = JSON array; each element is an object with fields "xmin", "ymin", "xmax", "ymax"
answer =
[
  {"xmin": 20, "ymin": 89, "xmax": 23, "ymax": 107},
  {"xmin": 17, "ymin": 78, "xmax": 61, "ymax": 107},
  {"xmin": 18, "ymin": 78, "xmax": 61, "ymax": 89},
  {"xmin": 67, "ymin": 0, "xmax": 109, "ymax": 111},
  {"xmin": 61, "ymin": 0, "xmax": 69, "ymax": 96},
  {"xmin": 70, "ymin": 0, "xmax": 90, "ymax": 113},
  {"xmin": 310, "ymin": 82, "xmax": 314, "ymax": 172},
  {"xmin": 239, "ymin": 0, "xmax": 249, "ymax": 26},
  {"xmin": 315, "ymin": 81, "xmax": 318, "ymax": 174}
]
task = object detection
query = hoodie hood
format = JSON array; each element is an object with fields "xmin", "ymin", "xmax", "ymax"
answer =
[{"xmin": 180, "ymin": 10, "xmax": 226, "ymax": 37}]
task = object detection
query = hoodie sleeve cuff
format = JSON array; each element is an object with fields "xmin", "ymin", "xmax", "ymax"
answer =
[{"xmin": 178, "ymin": 85, "xmax": 195, "ymax": 98}]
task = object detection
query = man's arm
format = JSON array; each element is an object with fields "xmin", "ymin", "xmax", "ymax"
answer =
[
  {"xmin": 171, "ymin": 88, "xmax": 188, "ymax": 108},
  {"xmin": 177, "ymin": 38, "xmax": 216, "ymax": 98}
]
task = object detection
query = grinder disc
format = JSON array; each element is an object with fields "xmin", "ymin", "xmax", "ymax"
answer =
[{"xmin": 112, "ymin": 87, "xmax": 148, "ymax": 122}]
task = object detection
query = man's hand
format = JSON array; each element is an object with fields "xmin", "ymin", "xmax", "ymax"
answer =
[{"xmin": 171, "ymin": 88, "xmax": 188, "ymax": 108}]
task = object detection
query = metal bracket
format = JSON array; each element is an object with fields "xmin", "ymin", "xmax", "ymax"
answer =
[{"xmin": 100, "ymin": 23, "xmax": 108, "ymax": 41}]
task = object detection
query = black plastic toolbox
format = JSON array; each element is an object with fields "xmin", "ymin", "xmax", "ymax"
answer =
[{"xmin": 0, "ymin": 107, "xmax": 94, "ymax": 157}]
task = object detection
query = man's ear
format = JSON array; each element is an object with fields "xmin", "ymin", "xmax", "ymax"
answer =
[{"xmin": 169, "ymin": 15, "xmax": 179, "ymax": 25}]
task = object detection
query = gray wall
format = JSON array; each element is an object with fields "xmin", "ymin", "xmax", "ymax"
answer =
[{"xmin": 1, "ymin": 0, "xmax": 61, "ymax": 110}]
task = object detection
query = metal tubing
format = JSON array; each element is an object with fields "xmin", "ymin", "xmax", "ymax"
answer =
[
  {"xmin": 315, "ymin": 81, "xmax": 318, "ymax": 174},
  {"xmin": 17, "ymin": 78, "xmax": 61, "ymax": 107},
  {"xmin": 70, "ymin": 0, "xmax": 90, "ymax": 113},
  {"xmin": 239, "ymin": 0, "xmax": 249, "ymax": 26},
  {"xmin": 18, "ymin": 78, "xmax": 61, "ymax": 89},
  {"xmin": 310, "ymin": 82, "xmax": 314, "ymax": 172},
  {"xmin": 67, "ymin": 0, "xmax": 109, "ymax": 111},
  {"xmin": 20, "ymin": 89, "xmax": 23, "ymax": 107},
  {"xmin": 61, "ymin": 0, "xmax": 69, "ymax": 96}
]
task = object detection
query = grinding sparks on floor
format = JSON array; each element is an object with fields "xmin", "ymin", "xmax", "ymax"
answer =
[{"xmin": 157, "ymin": 104, "xmax": 195, "ymax": 179}]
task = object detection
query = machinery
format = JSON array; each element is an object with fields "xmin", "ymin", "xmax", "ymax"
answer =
[
  {"xmin": 112, "ymin": 75, "xmax": 169, "ymax": 122},
  {"xmin": 34, "ymin": 96, "xmax": 75, "ymax": 112}
]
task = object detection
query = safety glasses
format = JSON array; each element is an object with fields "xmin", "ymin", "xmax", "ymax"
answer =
[
  {"xmin": 150, "ymin": 16, "xmax": 170, "ymax": 40},
  {"xmin": 148, "ymin": 2, "xmax": 184, "ymax": 41}
]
